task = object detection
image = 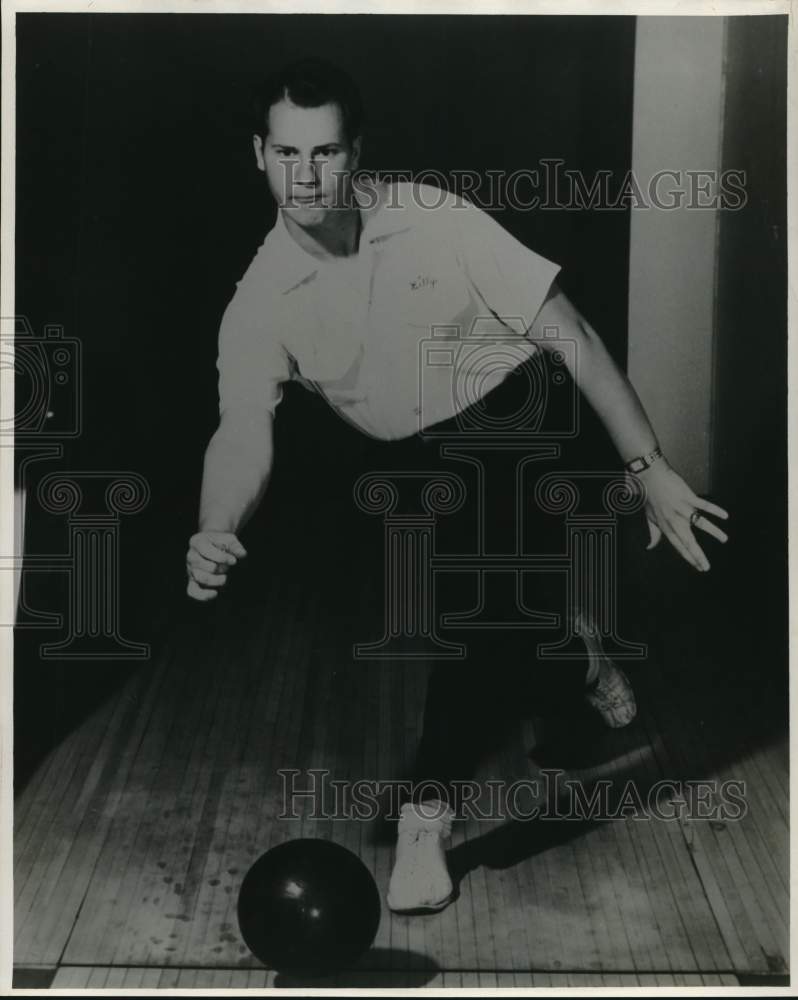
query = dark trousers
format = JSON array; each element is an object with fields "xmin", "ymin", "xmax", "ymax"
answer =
[
  {"xmin": 412, "ymin": 653, "xmax": 589, "ymax": 807},
  {"xmin": 358, "ymin": 363, "xmax": 596, "ymax": 805}
]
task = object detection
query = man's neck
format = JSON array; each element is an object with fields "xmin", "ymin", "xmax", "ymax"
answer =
[{"xmin": 282, "ymin": 206, "xmax": 362, "ymax": 261}]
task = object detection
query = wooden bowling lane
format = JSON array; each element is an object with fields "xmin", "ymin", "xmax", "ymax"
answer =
[{"xmin": 14, "ymin": 530, "xmax": 789, "ymax": 979}]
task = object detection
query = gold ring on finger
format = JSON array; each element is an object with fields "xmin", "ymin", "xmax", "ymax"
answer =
[{"xmin": 690, "ymin": 510, "xmax": 701, "ymax": 527}]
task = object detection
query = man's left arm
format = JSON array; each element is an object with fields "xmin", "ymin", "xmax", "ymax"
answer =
[{"xmin": 528, "ymin": 281, "xmax": 729, "ymax": 572}]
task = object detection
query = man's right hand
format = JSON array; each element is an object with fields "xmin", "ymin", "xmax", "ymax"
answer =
[{"xmin": 186, "ymin": 530, "xmax": 247, "ymax": 601}]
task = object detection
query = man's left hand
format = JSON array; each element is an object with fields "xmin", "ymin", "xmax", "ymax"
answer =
[{"xmin": 636, "ymin": 461, "xmax": 729, "ymax": 571}]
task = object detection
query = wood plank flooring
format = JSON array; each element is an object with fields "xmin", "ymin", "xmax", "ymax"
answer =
[{"xmin": 14, "ymin": 518, "xmax": 789, "ymax": 984}]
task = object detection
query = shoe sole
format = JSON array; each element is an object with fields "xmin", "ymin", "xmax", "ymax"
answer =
[{"xmin": 387, "ymin": 887, "xmax": 459, "ymax": 915}]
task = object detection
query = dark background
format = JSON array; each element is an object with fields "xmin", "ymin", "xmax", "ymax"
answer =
[
  {"xmin": 15, "ymin": 13, "xmax": 636, "ymax": 493},
  {"xmin": 13, "ymin": 14, "xmax": 786, "ymax": 785}
]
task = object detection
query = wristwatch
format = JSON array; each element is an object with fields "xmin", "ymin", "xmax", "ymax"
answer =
[{"xmin": 625, "ymin": 446, "xmax": 663, "ymax": 474}]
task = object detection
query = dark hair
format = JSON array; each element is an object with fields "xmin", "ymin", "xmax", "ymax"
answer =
[{"xmin": 253, "ymin": 58, "xmax": 364, "ymax": 145}]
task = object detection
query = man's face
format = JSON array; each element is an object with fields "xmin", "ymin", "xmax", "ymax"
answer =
[{"xmin": 253, "ymin": 99, "xmax": 361, "ymax": 227}]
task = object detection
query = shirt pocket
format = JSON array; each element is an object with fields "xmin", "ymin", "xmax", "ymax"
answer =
[{"xmin": 374, "ymin": 237, "xmax": 474, "ymax": 332}]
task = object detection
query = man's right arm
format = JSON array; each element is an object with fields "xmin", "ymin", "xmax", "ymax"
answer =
[{"xmin": 186, "ymin": 405, "xmax": 274, "ymax": 601}]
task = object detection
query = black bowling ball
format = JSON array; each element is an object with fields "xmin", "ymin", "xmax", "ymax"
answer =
[{"xmin": 237, "ymin": 838, "xmax": 381, "ymax": 976}]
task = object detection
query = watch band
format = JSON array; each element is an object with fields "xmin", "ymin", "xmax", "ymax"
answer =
[{"xmin": 625, "ymin": 446, "xmax": 663, "ymax": 474}]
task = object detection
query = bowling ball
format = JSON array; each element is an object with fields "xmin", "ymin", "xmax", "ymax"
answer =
[{"xmin": 237, "ymin": 838, "xmax": 381, "ymax": 976}]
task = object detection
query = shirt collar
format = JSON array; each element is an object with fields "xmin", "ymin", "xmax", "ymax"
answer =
[{"xmin": 268, "ymin": 180, "xmax": 413, "ymax": 293}]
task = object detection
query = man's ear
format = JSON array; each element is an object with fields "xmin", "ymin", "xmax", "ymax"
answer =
[
  {"xmin": 253, "ymin": 134, "xmax": 267, "ymax": 173},
  {"xmin": 350, "ymin": 135, "xmax": 362, "ymax": 171}
]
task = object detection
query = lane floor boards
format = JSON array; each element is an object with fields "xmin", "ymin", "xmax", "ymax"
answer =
[{"xmin": 14, "ymin": 522, "xmax": 788, "ymax": 977}]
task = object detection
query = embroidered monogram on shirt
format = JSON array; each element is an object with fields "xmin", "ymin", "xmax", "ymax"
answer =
[{"xmin": 410, "ymin": 275, "xmax": 437, "ymax": 291}]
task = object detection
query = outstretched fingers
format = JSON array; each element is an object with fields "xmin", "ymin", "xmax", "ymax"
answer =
[
  {"xmin": 692, "ymin": 496, "xmax": 730, "ymax": 522},
  {"xmin": 665, "ymin": 518, "xmax": 710, "ymax": 572},
  {"xmin": 693, "ymin": 514, "xmax": 729, "ymax": 545}
]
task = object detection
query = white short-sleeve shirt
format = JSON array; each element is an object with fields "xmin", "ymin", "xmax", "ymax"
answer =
[{"xmin": 216, "ymin": 181, "xmax": 561, "ymax": 440}]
